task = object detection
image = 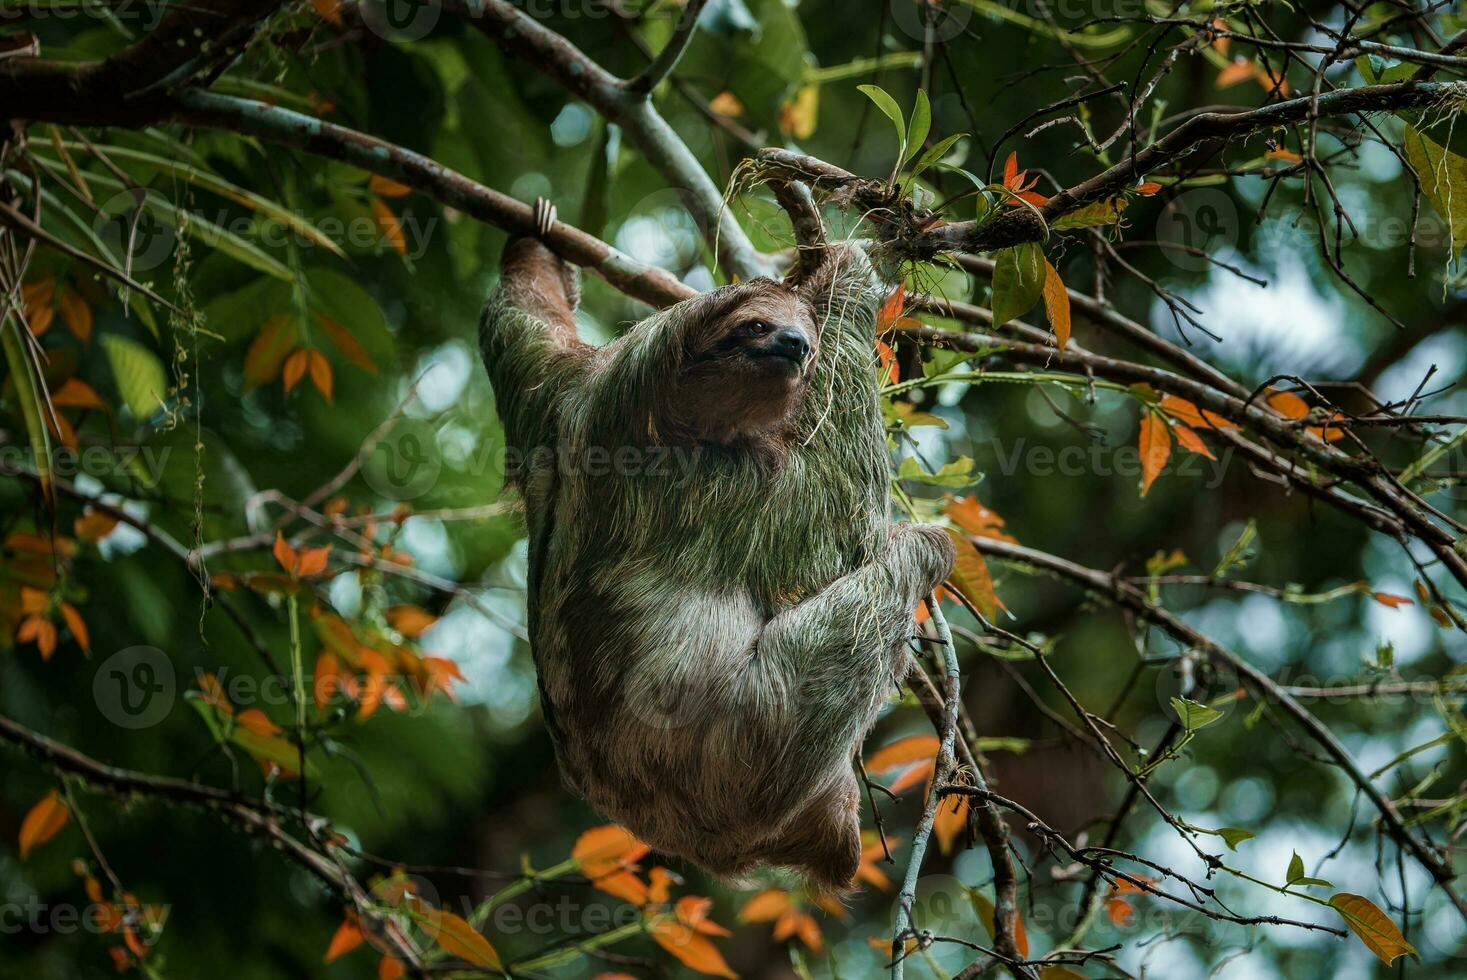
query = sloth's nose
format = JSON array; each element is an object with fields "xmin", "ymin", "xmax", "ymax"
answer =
[{"xmin": 770, "ymin": 327, "xmax": 811, "ymax": 363}]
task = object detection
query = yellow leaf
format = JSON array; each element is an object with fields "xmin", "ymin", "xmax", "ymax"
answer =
[
  {"xmin": 779, "ymin": 84, "xmax": 819, "ymax": 140},
  {"xmin": 1138, "ymin": 413, "xmax": 1172, "ymax": 496},
  {"xmin": 1041, "ymin": 259, "xmax": 1070, "ymax": 351},
  {"xmin": 1329, "ymin": 893, "xmax": 1417, "ymax": 965},
  {"xmin": 19, "ymin": 790, "xmax": 69, "ymax": 858},
  {"xmin": 650, "ymin": 918, "xmax": 738, "ymax": 978},
  {"xmin": 709, "ymin": 92, "xmax": 745, "ymax": 117}
]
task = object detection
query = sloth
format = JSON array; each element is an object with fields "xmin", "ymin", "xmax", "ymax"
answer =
[{"xmin": 480, "ymin": 201, "xmax": 954, "ymax": 890}]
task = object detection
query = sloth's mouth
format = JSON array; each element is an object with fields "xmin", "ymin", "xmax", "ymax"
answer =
[{"xmin": 747, "ymin": 349, "xmax": 808, "ymax": 370}]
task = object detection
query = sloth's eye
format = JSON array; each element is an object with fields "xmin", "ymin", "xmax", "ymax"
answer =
[{"xmin": 746, "ymin": 320, "xmax": 772, "ymax": 336}]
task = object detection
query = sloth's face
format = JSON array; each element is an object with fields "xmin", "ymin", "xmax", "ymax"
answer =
[{"xmin": 675, "ymin": 285, "xmax": 818, "ymax": 445}]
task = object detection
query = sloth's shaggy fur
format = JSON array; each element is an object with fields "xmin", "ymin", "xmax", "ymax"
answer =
[{"xmin": 480, "ymin": 238, "xmax": 953, "ymax": 889}]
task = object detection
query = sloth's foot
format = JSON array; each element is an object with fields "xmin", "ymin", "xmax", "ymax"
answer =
[{"xmin": 533, "ymin": 196, "xmax": 557, "ymax": 237}]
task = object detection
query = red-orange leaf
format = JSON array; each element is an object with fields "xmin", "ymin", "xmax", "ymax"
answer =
[
  {"xmin": 1136, "ymin": 181, "xmax": 1163, "ymax": 196},
  {"xmin": 945, "ymin": 495, "xmax": 1015, "ymax": 542},
  {"xmin": 877, "ymin": 283, "xmax": 905, "ymax": 331},
  {"xmin": 738, "ymin": 889, "xmax": 793, "ymax": 923},
  {"xmin": 52, "ymin": 378, "xmax": 106, "ymax": 410},
  {"xmin": 1172, "ymin": 424, "xmax": 1216, "ymax": 460},
  {"xmin": 378, "ymin": 957, "xmax": 405, "ymax": 980},
  {"xmin": 237, "ymin": 708, "xmax": 283, "ymax": 737},
  {"xmin": 273, "ymin": 532, "xmax": 297, "ymax": 575},
  {"xmin": 18, "ymin": 616, "xmax": 58, "ymax": 661},
  {"xmin": 1266, "ymin": 388, "xmax": 1310, "ymax": 419},
  {"xmin": 19, "ymin": 790, "xmax": 69, "ymax": 858},
  {"xmin": 866, "ymin": 734, "xmax": 940, "ymax": 773},
  {"xmin": 1371, "ymin": 592, "xmax": 1413, "ymax": 609},
  {"xmin": 315, "ymin": 313, "xmax": 379, "ymax": 375},
  {"xmin": 307, "ymin": 350, "xmax": 334, "ymax": 402},
  {"xmin": 1216, "ymin": 59, "xmax": 1256, "ymax": 88},
  {"xmin": 1138, "ymin": 413, "xmax": 1172, "ymax": 496},
  {"xmin": 324, "ymin": 916, "xmax": 365, "ymax": 962},
  {"xmin": 244, "ymin": 316, "xmax": 299, "ymax": 388},
  {"xmin": 386, "ymin": 604, "xmax": 438, "ymax": 638},
  {"xmin": 295, "ymin": 545, "xmax": 330, "ymax": 578},
  {"xmin": 417, "ymin": 908, "xmax": 501, "ymax": 969},
  {"xmin": 74, "ymin": 510, "xmax": 119, "ymax": 542},
  {"xmin": 874, "ymin": 339, "xmax": 898, "ymax": 384},
  {"xmin": 59, "ymin": 603, "xmax": 89, "ymax": 652}
]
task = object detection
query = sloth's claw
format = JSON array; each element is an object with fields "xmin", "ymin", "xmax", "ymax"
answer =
[{"xmin": 533, "ymin": 197, "xmax": 557, "ymax": 238}]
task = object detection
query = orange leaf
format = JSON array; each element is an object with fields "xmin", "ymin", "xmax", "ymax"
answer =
[
  {"xmin": 677, "ymin": 896, "xmax": 732, "ymax": 936},
  {"xmin": 386, "ymin": 604, "xmax": 438, "ymax": 638},
  {"xmin": 709, "ymin": 92, "xmax": 745, "ymax": 117},
  {"xmin": 282, "ymin": 348, "xmax": 310, "ymax": 394},
  {"xmin": 19, "ymin": 790, "xmax": 69, "ymax": 858},
  {"xmin": 27, "ymin": 305, "xmax": 55, "ymax": 337},
  {"xmin": 877, "ymin": 283, "xmax": 905, "ymax": 331},
  {"xmin": 1138, "ymin": 413, "xmax": 1172, "ymax": 496},
  {"xmin": 866, "ymin": 734, "xmax": 940, "ymax": 773},
  {"xmin": 1172, "ymin": 424, "xmax": 1216, "ymax": 460},
  {"xmin": 324, "ymin": 916, "xmax": 365, "ymax": 962},
  {"xmin": 311, "ymin": 0, "xmax": 343, "ymax": 25},
  {"xmin": 739, "ymin": 889, "xmax": 793, "ymax": 923},
  {"xmin": 315, "ymin": 313, "xmax": 379, "ymax": 375},
  {"xmin": 1267, "ymin": 147, "xmax": 1303, "ymax": 163},
  {"xmin": 52, "ymin": 378, "xmax": 106, "ymax": 410},
  {"xmin": 1308, "ymin": 410, "xmax": 1347, "ymax": 442},
  {"xmin": 18, "ymin": 616, "xmax": 58, "ymax": 661},
  {"xmin": 887, "ymin": 761, "xmax": 936, "ymax": 795},
  {"xmin": 648, "ymin": 866, "xmax": 675, "ymax": 905},
  {"xmin": 573, "ymin": 825, "xmax": 651, "ymax": 878},
  {"xmin": 418, "ymin": 908, "xmax": 502, "ymax": 969},
  {"xmin": 944, "ymin": 527, "xmax": 1005, "ymax": 619},
  {"xmin": 373, "ymin": 199, "xmax": 407, "ymax": 256},
  {"xmin": 74, "ymin": 510, "xmax": 119, "ymax": 542},
  {"xmin": 378, "ymin": 957, "xmax": 405, "ymax": 980},
  {"xmin": 944, "ymin": 496, "xmax": 1015, "ymax": 542},
  {"xmin": 244, "ymin": 315, "xmax": 300, "ymax": 388},
  {"xmin": 1216, "ymin": 59, "xmax": 1256, "ymax": 88},
  {"xmin": 650, "ymin": 919, "xmax": 737, "ymax": 978},
  {"xmin": 58, "ymin": 288, "xmax": 92, "ymax": 342},
  {"xmin": 932, "ymin": 794, "xmax": 968, "ymax": 855},
  {"xmin": 369, "ymin": 175, "xmax": 412, "ymax": 198},
  {"xmin": 1041, "ymin": 259, "xmax": 1070, "ymax": 351},
  {"xmin": 1002, "ymin": 152, "xmax": 1019, "ymax": 188},
  {"xmin": 20, "ymin": 586, "xmax": 48, "ymax": 615},
  {"xmin": 874, "ymin": 339, "xmax": 899, "ymax": 384},
  {"xmin": 1106, "ymin": 895, "xmax": 1135, "ymax": 926},
  {"xmin": 314, "ymin": 652, "xmax": 342, "ymax": 711},
  {"xmin": 1136, "ymin": 181, "xmax": 1163, "ymax": 196},
  {"xmin": 296, "ymin": 545, "xmax": 331, "ymax": 578},
  {"xmin": 198, "ymin": 674, "xmax": 233, "ymax": 715},
  {"xmin": 236, "ymin": 708, "xmax": 282, "ymax": 737},
  {"xmin": 59, "ymin": 603, "xmax": 89, "ymax": 652},
  {"xmin": 1265, "ymin": 388, "xmax": 1310, "ymax": 419},
  {"xmin": 1371, "ymin": 592, "xmax": 1413, "ymax": 609},
  {"xmin": 273, "ymin": 532, "xmax": 298, "ymax": 575},
  {"xmin": 307, "ymin": 350, "xmax": 334, "ymax": 402},
  {"xmin": 1329, "ymin": 893, "xmax": 1417, "ymax": 965}
]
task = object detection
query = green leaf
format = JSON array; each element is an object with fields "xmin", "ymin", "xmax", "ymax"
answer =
[
  {"xmin": 1330, "ymin": 893, "xmax": 1418, "ymax": 965},
  {"xmin": 1286, "ymin": 851, "xmax": 1304, "ymax": 882},
  {"xmin": 1169, "ymin": 696, "xmax": 1224, "ymax": 731},
  {"xmin": 857, "ymin": 84, "xmax": 906, "ymax": 158},
  {"xmin": 904, "ymin": 88, "xmax": 931, "ymax": 165},
  {"xmin": 1, "ymin": 320, "xmax": 53, "ymax": 498},
  {"xmin": 1213, "ymin": 519, "xmax": 1258, "ymax": 577},
  {"xmin": 101, "ymin": 334, "xmax": 169, "ymax": 421},
  {"xmin": 185, "ymin": 692, "xmax": 229, "ymax": 743},
  {"xmin": 896, "ymin": 455, "xmax": 979, "ymax": 488},
  {"xmin": 908, "ymin": 134, "xmax": 966, "ymax": 188},
  {"xmin": 1052, "ymin": 197, "xmax": 1128, "ymax": 230},
  {"xmin": 1403, "ymin": 124, "xmax": 1467, "ymax": 254},
  {"xmin": 1355, "ymin": 55, "xmax": 1418, "ymax": 86},
  {"xmin": 990, "ymin": 242, "xmax": 1045, "ymax": 326},
  {"xmin": 1215, "ymin": 827, "xmax": 1255, "ymax": 850}
]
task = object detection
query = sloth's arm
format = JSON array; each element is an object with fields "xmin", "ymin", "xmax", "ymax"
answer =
[
  {"xmin": 480, "ymin": 236, "xmax": 589, "ymax": 454},
  {"xmin": 756, "ymin": 524, "xmax": 954, "ymax": 721}
]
